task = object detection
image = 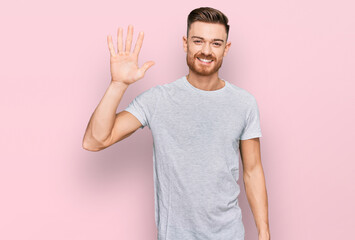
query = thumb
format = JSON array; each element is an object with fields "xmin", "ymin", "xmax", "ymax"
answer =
[{"xmin": 138, "ymin": 61, "xmax": 155, "ymax": 77}]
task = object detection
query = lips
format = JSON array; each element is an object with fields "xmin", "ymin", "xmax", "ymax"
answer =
[{"xmin": 197, "ymin": 57, "xmax": 214, "ymax": 64}]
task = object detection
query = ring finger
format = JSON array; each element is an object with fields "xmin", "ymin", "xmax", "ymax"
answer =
[{"xmin": 117, "ymin": 27, "xmax": 123, "ymax": 53}]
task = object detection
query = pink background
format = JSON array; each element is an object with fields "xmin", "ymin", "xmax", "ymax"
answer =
[{"xmin": 1, "ymin": 0, "xmax": 354, "ymax": 239}]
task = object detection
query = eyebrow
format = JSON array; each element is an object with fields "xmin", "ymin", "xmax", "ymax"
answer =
[{"xmin": 191, "ymin": 36, "xmax": 224, "ymax": 43}]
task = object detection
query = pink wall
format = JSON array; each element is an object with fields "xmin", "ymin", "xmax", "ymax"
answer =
[{"xmin": 1, "ymin": 0, "xmax": 354, "ymax": 239}]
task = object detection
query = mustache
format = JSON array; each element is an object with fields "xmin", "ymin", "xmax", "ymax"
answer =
[{"xmin": 195, "ymin": 54, "xmax": 214, "ymax": 60}]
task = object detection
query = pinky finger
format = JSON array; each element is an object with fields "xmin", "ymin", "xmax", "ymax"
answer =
[{"xmin": 107, "ymin": 35, "xmax": 116, "ymax": 56}]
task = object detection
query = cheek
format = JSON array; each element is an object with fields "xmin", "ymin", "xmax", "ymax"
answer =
[
  {"xmin": 214, "ymin": 50, "xmax": 225, "ymax": 59},
  {"xmin": 188, "ymin": 50, "xmax": 197, "ymax": 58},
  {"xmin": 187, "ymin": 45, "xmax": 200, "ymax": 55}
]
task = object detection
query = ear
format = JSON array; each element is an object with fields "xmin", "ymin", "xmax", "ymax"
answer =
[
  {"xmin": 183, "ymin": 36, "xmax": 188, "ymax": 53},
  {"xmin": 223, "ymin": 41, "xmax": 231, "ymax": 57}
]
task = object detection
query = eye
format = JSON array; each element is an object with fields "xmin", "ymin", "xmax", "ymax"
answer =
[
  {"xmin": 193, "ymin": 40, "xmax": 202, "ymax": 44},
  {"xmin": 213, "ymin": 42, "xmax": 222, "ymax": 46}
]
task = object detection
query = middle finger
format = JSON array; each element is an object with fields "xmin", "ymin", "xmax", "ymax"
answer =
[{"xmin": 125, "ymin": 25, "xmax": 134, "ymax": 53}]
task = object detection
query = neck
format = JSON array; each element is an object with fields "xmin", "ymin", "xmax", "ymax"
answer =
[{"xmin": 186, "ymin": 71, "xmax": 225, "ymax": 91}]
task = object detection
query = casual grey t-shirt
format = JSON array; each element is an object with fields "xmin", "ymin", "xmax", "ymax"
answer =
[{"xmin": 124, "ymin": 75, "xmax": 262, "ymax": 240}]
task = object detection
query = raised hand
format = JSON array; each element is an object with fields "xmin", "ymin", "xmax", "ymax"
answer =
[{"xmin": 107, "ymin": 25, "xmax": 155, "ymax": 86}]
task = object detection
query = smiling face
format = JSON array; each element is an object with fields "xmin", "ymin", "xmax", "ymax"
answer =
[{"xmin": 183, "ymin": 21, "xmax": 231, "ymax": 76}]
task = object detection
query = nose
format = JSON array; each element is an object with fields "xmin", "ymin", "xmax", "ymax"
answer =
[{"xmin": 201, "ymin": 42, "xmax": 212, "ymax": 56}]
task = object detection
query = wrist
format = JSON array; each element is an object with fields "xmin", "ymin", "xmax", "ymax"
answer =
[
  {"xmin": 110, "ymin": 81, "xmax": 129, "ymax": 89},
  {"xmin": 258, "ymin": 230, "xmax": 270, "ymax": 240}
]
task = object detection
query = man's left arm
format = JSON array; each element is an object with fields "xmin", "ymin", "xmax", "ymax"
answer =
[{"xmin": 239, "ymin": 137, "xmax": 270, "ymax": 240}]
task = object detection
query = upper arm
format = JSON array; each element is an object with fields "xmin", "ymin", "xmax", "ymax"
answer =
[
  {"xmin": 239, "ymin": 137, "xmax": 262, "ymax": 174},
  {"xmin": 101, "ymin": 110, "xmax": 143, "ymax": 149}
]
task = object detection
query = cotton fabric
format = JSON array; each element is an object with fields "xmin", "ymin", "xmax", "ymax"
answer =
[{"xmin": 124, "ymin": 75, "xmax": 262, "ymax": 240}]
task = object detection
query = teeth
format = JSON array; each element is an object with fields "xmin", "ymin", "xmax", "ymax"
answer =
[{"xmin": 198, "ymin": 57, "xmax": 213, "ymax": 63}]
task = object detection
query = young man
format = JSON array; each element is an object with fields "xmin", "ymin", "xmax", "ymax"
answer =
[{"xmin": 83, "ymin": 7, "xmax": 270, "ymax": 240}]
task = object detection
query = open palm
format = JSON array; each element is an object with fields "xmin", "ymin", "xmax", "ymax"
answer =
[{"xmin": 107, "ymin": 25, "xmax": 155, "ymax": 86}]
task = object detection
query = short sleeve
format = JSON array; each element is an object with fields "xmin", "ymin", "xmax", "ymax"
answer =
[
  {"xmin": 123, "ymin": 86, "xmax": 160, "ymax": 130},
  {"xmin": 240, "ymin": 96, "xmax": 263, "ymax": 140}
]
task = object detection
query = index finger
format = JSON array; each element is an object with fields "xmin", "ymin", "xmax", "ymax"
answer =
[
  {"xmin": 133, "ymin": 31, "xmax": 144, "ymax": 57},
  {"xmin": 107, "ymin": 35, "xmax": 116, "ymax": 56}
]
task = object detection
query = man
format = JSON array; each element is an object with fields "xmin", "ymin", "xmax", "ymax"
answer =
[{"xmin": 83, "ymin": 7, "xmax": 270, "ymax": 240}]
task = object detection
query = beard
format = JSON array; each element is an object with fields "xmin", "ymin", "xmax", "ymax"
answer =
[{"xmin": 186, "ymin": 51, "xmax": 223, "ymax": 76}]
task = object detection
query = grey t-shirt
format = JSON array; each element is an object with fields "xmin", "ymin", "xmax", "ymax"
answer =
[{"xmin": 124, "ymin": 75, "xmax": 262, "ymax": 240}]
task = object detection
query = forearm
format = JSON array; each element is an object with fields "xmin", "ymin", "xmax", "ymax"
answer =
[
  {"xmin": 83, "ymin": 81, "xmax": 129, "ymax": 145},
  {"xmin": 243, "ymin": 165, "xmax": 270, "ymax": 236}
]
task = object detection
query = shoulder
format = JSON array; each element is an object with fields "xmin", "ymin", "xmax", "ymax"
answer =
[
  {"xmin": 136, "ymin": 83, "xmax": 162, "ymax": 97},
  {"xmin": 227, "ymin": 81, "xmax": 258, "ymax": 106},
  {"xmin": 149, "ymin": 77, "xmax": 184, "ymax": 98}
]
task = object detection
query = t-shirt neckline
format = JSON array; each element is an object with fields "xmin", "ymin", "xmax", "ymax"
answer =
[{"xmin": 182, "ymin": 75, "xmax": 228, "ymax": 95}]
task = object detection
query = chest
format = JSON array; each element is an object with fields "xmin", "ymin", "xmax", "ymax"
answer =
[{"xmin": 152, "ymin": 97, "xmax": 246, "ymax": 147}]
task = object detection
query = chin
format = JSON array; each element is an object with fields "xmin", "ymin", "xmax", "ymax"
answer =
[
  {"xmin": 186, "ymin": 56, "xmax": 222, "ymax": 76},
  {"xmin": 192, "ymin": 68, "xmax": 216, "ymax": 76}
]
